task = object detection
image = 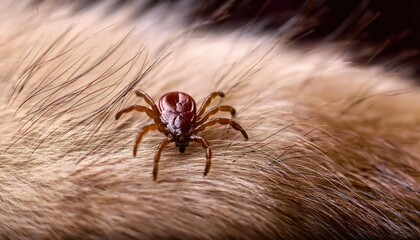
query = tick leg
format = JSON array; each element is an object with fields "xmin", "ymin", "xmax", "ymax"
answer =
[
  {"xmin": 197, "ymin": 91, "xmax": 225, "ymax": 117},
  {"xmin": 195, "ymin": 118, "xmax": 248, "ymax": 140},
  {"xmin": 191, "ymin": 136, "xmax": 212, "ymax": 176},
  {"xmin": 135, "ymin": 90, "xmax": 159, "ymax": 114},
  {"xmin": 153, "ymin": 138, "xmax": 172, "ymax": 181},
  {"xmin": 115, "ymin": 105, "xmax": 156, "ymax": 120},
  {"xmin": 196, "ymin": 105, "xmax": 236, "ymax": 126},
  {"xmin": 133, "ymin": 124, "xmax": 160, "ymax": 157}
]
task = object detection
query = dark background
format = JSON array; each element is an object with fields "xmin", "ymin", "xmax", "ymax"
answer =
[{"xmin": 34, "ymin": 0, "xmax": 420, "ymax": 78}]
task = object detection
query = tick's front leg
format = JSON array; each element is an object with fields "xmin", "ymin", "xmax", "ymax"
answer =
[
  {"xmin": 133, "ymin": 124, "xmax": 159, "ymax": 157},
  {"xmin": 190, "ymin": 135, "xmax": 212, "ymax": 176},
  {"xmin": 153, "ymin": 138, "xmax": 172, "ymax": 181}
]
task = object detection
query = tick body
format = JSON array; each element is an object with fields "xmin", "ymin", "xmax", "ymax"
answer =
[
  {"xmin": 158, "ymin": 92, "xmax": 197, "ymax": 153},
  {"xmin": 115, "ymin": 90, "xmax": 248, "ymax": 181}
]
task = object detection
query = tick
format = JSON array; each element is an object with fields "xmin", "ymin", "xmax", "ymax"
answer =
[{"xmin": 115, "ymin": 90, "xmax": 248, "ymax": 181}]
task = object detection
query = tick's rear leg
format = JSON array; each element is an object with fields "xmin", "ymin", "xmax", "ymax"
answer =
[
  {"xmin": 197, "ymin": 91, "xmax": 225, "ymax": 117},
  {"xmin": 153, "ymin": 138, "xmax": 172, "ymax": 181},
  {"xmin": 195, "ymin": 118, "xmax": 248, "ymax": 140},
  {"xmin": 191, "ymin": 136, "xmax": 212, "ymax": 176},
  {"xmin": 115, "ymin": 105, "xmax": 156, "ymax": 120},
  {"xmin": 135, "ymin": 90, "xmax": 159, "ymax": 113},
  {"xmin": 196, "ymin": 105, "xmax": 236, "ymax": 126}
]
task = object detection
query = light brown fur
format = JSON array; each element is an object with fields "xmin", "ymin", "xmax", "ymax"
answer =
[{"xmin": 0, "ymin": 1, "xmax": 419, "ymax": 239}]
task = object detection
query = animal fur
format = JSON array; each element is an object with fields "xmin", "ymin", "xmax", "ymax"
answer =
[{"xmin": 0, "ymin": 1, "xmax": 419, "ymax": 239}]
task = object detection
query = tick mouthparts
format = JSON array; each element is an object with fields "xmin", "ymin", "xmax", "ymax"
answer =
[{"xmin": 179, "ymin": 146, "xmax": 186, "ymax": 153}]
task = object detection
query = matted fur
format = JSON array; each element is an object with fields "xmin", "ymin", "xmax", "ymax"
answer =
[{"xmin": 0, "ymin": 1, "xmax": 419, "ymax": 239}]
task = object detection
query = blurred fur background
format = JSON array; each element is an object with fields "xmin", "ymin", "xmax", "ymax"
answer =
[{"xmin": 0, "ymin": 0, "xmax": 419, "ymax": 239}]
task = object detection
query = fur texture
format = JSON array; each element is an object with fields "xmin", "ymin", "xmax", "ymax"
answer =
[{"xmin": 0, "ymin": 1, "xmax": 419, "ymax": 239}]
